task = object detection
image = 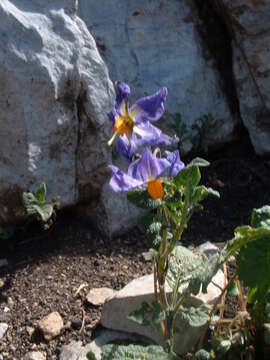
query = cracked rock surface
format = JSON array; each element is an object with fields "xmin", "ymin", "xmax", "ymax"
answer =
[{"xmin": 0, "ymin": 0, "xmax": 115, "ymax": 231}]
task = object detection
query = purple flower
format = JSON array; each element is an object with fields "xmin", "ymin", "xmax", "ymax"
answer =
[
  {"xmin": 116, "ymin": 121, "xmax": 179, "ymax": 162},
  {"xmin": 109, "ymin": 149, "xmax": 170, "ymax": 199},
  {"xmin": 109, "ymin": 149, "xmax": 185, "ymax": 199},
  {"xmin": 107, "ymin": 82, "xmax": 170, "ymax": 147}
]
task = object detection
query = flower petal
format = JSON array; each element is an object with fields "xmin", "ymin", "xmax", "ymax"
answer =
[
  {"xmin": 166, "ymin": 150, "xmax": 185, "ymax": 177},
  {"xmin": 128, "ymin": 149, "xmax": 170, "ymax": 182},
  {"xmin": 108, "ymin": 165, "xmax": 142, "ymax": 192},
  {"xmin": 130, "ymin": 87, "xmax": 168, "ymax": 123},
  {"xmin": 108, "ymin": 82, "xmax": 130, "ymax": 124},
  {"xmin": 117, "ymin": 135, "xmax": 136, "ymax": 162}
]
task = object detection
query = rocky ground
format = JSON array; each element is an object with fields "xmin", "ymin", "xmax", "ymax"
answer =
[{"xmin": 0, "ymin": 139, "xmax": 270, "ymax": 359}]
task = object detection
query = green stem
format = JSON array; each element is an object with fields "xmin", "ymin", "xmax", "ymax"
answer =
[{"xmin": 162, "ymin": 186, "xmax": 190, "ymax": 262}]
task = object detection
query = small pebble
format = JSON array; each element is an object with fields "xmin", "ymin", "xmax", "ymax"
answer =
[{"xmin": 0, "ymin": 322, "xmax": 8, "ymax": 340}]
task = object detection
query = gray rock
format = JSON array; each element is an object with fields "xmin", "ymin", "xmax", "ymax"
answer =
[
  {"xmin": 216, "ymin": 1, "xmax": 270, "ymax": 155},
  {"xmin": 0, "ymin": 322, "xmax": 8, "ymax": 340},
  {"xmin": 60, "ymin": 331, "xmax": 150, "ymax": 360},
  {"xmin": 79, "ymin": 0, "xmax": 239, "ymax": 154},
  {"xmin": 0, "ymin": 0, "xmax": 131, "ymax": 237},
  {"xmin": 59, "ymin": 341, "xmax": 83, "ymax": 360},
  {"xmin": 101, "ymin": 247, "xmax": 224, "ymax": 355},
  {"xmin": 23, "ymin": 351, "xmax": 46, "ymax": 360}
]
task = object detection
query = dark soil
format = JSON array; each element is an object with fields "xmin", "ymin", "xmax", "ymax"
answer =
[{"xmin": 1, "ymin": 137, "xmax": 270, "ymax": 359}]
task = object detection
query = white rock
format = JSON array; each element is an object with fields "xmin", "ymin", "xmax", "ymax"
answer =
[
  {"xmin": 101, "ymin": 248, "xmax": 224, "ymax": 355},
  {"xmin": 23, "ymin": 351, "xmax": 46, "ymax": 360},
  {"xmin": 59, "ymin": 341, "xmax": 83, "ymax": 360},
  {"xmin": 217, "ymin": 1, "xmax": 270, "ymax": 155},
  {"xmin": 79, "ymin": 0, "xmax": 239, "ymax": 154},
  {"xmin": 37, "ymin": 312, "xmax": 64, "ymax": 341},
  {"xmin": 0, "ymin": 0, "xmax": 135, "ymax": 237},
  {"xmin": 0, "ymin": 323, "xmax": 8, "ymax": 340},
  {"xmin": 86, "ymin": 287, "xmax": 116, "ymax": 306}
]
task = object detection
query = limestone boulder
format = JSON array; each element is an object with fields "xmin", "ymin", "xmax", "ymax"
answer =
[
  {"xmin": 0, "ymin": 0, "xmax": 138, "ymax": 236},
  {"xmin": 78, "ymin": 0, "xmax": 239, "ymax": 155},
  {"xmin": 216, "ymin": 0, "xmax": 270, "ymax": 155}
]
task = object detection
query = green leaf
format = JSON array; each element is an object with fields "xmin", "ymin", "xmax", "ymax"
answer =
[
  {"xmin": 226, "ymin": 225, "xmax": 270, "ymax": 259},
  {"xmin": 151, "ymin": 301, "xmax": 166, "ymax": 326},
  {"xmin": 178, "ymin": 304, "xmax": 210, "ymax": 327},
  {"xmin": 166, "ymin": 246, "xmax": 204, "ymax": 290},
  {"xmin": 188, "ymin": 252, "xmax": 224, "ymax": 295},
  {"xmin": 101, "ymin": 344, "xmax": 179, "ymax": 360},
  {"xmin": 191, "ymin": 186, "xmax": 220, "ymax": 205},
  {"xmin": 211, "ymin": 338, "xmax": 231, "ymax": 354},
  {"xmin": 251, "ymin": 205, "xmax": 270, "ymax": 229},
  {"xmin": 236, "ymin": 232, "xmax": 270, "ymax": 291},
  {"xmin": 174, "ymin": 164, "xmax": 201, "ymax": 188},
  {"xmin": 189, "ymin": 158, "xmax": 210, "ymax": 168},
  {"xmin": 36, "ymin": 182, "xmax": 46, "ymax": 203},
  {"xmin": 139, "ymin": 214, "xmax": 162, "ymax": 248},
  {"xmin": 22, "ymin": 184, "xmax": 55, "ymax": 223},
  {"xmin": 127, "ymin": 302, "xmax": 151, "ymax": 326},
  {"xmin": 227, "ymin": 282, "xmax": 239, "ymax": 297},
  {"xmin": 195, "ymin": 349, "xmax": 211, "ymax": 360},
  {"xmin": 264, "ymin": 323, "xmax": 270, "ymax": 345},
  {"xmin": 86, "ymin": 351, "xmax": 97, "ymax": 360},
  {"xmin": 32, "ymin": 204, "xmax": 54, "ymax": 223},
  {"xmin": 127, "ymin": 189, "xmax": 162, "ymax": 209}
]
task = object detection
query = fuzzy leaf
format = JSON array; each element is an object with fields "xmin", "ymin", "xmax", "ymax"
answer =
[
  {"xmin": 189, "ymin": 158, "xmax": 210, "ymax": 168},
  {"xmin": 178, "ymin": 304, "xmax": 210, "ymax": 327},
  {"xmin": 195, "ymin": 349, "xmax": 211, "ymax": 360},
  {"xmin": 236, "ymin": 232, "xmax": 270, "ymax": 291},
  {"xmin": 31, "ymin": 204, "xmax": 54, "ymax": 223},
  {"xmin": 36, "ymin": 182, "xmax": 46, "ymax": 203},
  {"xmin": 174, "ymin": 164, "xmax": 201, "ymax": 188},
  {"xmin": 127, "ymin": 189, "xmax": 162, "ymax": 209},
  {"xmin": 187, "ymin": 252, "xmax": 224, "ymax": 295},
  {"xmin": 86, "ymin": 352, "xmax": 97, "ymax": 360},
  {"xmin": 251, "ymin": 205, "xmax": 270, "ymax": 229},
  {"xmin": 151, "ymin": 301, "xmax": 166, "ymax": 326},
  {"xmin": 191, "ymin": 186, "xmax": 220, "ymax": 205},
  {"xmin": 101, "ymin": 344, "xmax": 179, "ymax": 360}
]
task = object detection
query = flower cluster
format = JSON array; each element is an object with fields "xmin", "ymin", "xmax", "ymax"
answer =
[{"xmin": 108, "ymin": 82, "xmax": 184, "ymax": 199}]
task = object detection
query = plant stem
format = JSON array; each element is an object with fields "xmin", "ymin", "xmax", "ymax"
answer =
[{"xmin": 198, "ymin": 273, "xmax": 238, "ymax": 349}]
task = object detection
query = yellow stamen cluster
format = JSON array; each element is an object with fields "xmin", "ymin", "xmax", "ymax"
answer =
[{"xmin": 108, "ymin": 101, "xmax": 139, "ymax": 147}]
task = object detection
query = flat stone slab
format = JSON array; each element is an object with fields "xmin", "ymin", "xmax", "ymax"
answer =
[
  {"xmin": 101, "ymin": 249, "xmax": 224, "ymax": 355},
  {"xmin": 60, "ymin": 330, "xmax": 149, "ymax": 360}
]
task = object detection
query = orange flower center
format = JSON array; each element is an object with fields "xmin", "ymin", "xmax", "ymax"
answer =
[
  {"xmin": 113, "ymin": 117, "xmax": 131, "ymax": 136},
  {"xmin": 147, "ymin": 179, "xmax": 164, "ymax": 200}
]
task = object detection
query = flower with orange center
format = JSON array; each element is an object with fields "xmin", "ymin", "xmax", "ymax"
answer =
[
  {"xmin": 107, "ymin": 82, "xmax": 168, "ymax": 147},
  {"xmin": 108, "ymin": 149, "xmax": 170, "ymax": 200}
]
